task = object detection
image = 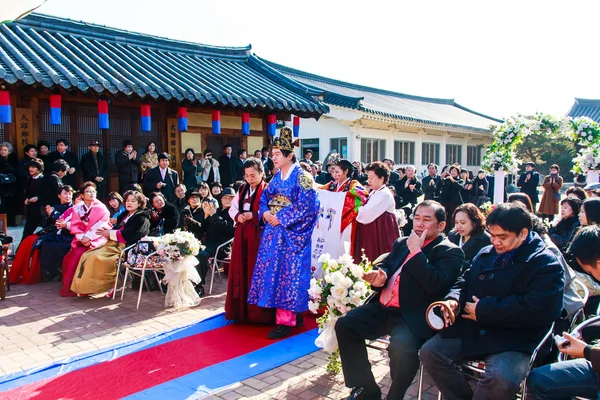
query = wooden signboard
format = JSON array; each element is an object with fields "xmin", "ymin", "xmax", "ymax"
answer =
[
  {"xmin": 15, "ymin": 108, "xmax": 33, "ymax": 157},
  {"xmin": 167, "ymin": 118, "xmax": 182, "ymax": 177}
]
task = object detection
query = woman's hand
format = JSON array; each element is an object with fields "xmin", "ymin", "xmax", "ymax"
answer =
[
  {"xmin": 96, "ymin": 227, "xmax": 111, "ymax": 239},
  {"xmin": 109, "ymin": 218, "xmax": 117, "ymax": 226},
  {"xmin": 29, "ymin": 197, "xmax": 38, "ymax": 203},
  {"xmin": 45, "ymin": 205, "xmax": 54, "ymax": 215},
  {"xmin": 55, "ymin": 219, "xmax": 67, "ymax": 229},
  {"xmin": 80, "ymin": 237, "xmax": 91, "ymax": 247}
]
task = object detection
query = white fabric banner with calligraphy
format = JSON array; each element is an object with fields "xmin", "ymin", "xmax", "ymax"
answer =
[{"xmin": 310, "ymin": 190, "xmax": 347, "ymax": 279}]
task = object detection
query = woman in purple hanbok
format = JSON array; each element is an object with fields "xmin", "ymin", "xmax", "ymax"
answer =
[{"xmin": 247, "ymin": 127, "xmax": 320, "ymax": 339}]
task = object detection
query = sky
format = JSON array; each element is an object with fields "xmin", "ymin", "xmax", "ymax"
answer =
[{"xmin": 32, "ymin": 0, "xmax": 600, "ymax": 120}]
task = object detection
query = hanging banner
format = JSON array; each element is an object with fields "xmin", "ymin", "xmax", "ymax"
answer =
[
  {"xmin": 310, "ymin": 190, "xmax": 347, "ymax": 279},
  {"xmin": 167, "ymin": 117, "xmax": 182, "ymax": 177},
  {"xmin": 15, "ymin": 108, "xmax": 33, "ymax": 157}
]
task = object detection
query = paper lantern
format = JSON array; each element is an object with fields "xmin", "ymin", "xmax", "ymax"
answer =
[
  {"xmin": 212, "ymin": 110, "xmax": 221, "ymax": 135},
  {"xmin": 141, "ymin": 105, "xmax": 151, "ymax": 132},
  {"xmin": 267, "ymin": 114, "xmax": 276, "ymax": 136},
  {"xmin": 0, "ymin": 91, "xmax": 11, "ymax": 124},
  {"xmin": 98, "ymin": 100, "xmax": 109, "ymax": 129},
  {"xmin": 49, "ymin": 94, "xmax": 61, "ymax": 125},
  {"xmin": 293, "ymin": 116, "xmax": 300, "ymax": 137},
  {"xmin": 177, "ymin": 107, "xmax": 188, "ymax": 132},
  {"xmin": 241, "ymin": 112, "xmax": 250, "ymax": 136}
]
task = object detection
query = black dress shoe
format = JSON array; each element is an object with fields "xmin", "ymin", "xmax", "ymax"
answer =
[
  {"xmin": 195, "ymin": 285, "xmax": 205, "ymax": 297},
  {"xmin": 296, "ymin": 313, "xmax": 305, "ymax": 327},
  {"xmin": 345, "ymin": 387, "xmax": 382, "ymax": 400},
  {"xmin": 268, "ymin": 324, "xmax": 292, "ymax": 339}
]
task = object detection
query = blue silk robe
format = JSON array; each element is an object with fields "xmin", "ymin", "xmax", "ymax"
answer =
[{"xmin": 247, "ymin": 165, "xmax": 319, "ymax": 312}]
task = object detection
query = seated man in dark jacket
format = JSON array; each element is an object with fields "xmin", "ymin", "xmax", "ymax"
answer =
[
  {"xmin": 335, "ymin": 200, "xmax": 464, "ymax": 400},
  {"xmin": 420, "ymin": 203, "xmax": 565, "ymax": 400},
  {"xmin": 527, "ymin": 225, "xmax": 600, "ymax": 400}
]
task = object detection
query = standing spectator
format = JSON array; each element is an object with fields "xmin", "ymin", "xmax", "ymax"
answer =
[
  {"xmin": 439, "ymin": 165, "xmax": 464, "ymax": 231},
  {"xmin": 236, "ymin": 149, "xmax": 247, "ymax": 180},
  {"xmin": 47, "ymin": 139, "xmax": 79, "ymax": 188},
  {"xmin": 473, "ymin": 169, "xmax": 490, "ymax": 205},
  {"xmin": 182, "ymin": 148, "xmax": 202, "ymax": 190},
  {"xmin": 115, "ymin": 140, "xmax": 141, "ymax": 194},
  {"xmin": 0, "ymin": 142, "xmax": 19, "ymax": 226},
  {"xmin": 41, "ymin": 159, "xmax": 68, "ymax": 208},
  {"xmin": 143, "ymin": 152, "xmax": 180, "ymax": 204},
  {"xmin": 459, "ymin": 169, "xmax": 475, "ymax": 204},
  {"xmin": 218, "ymin": 144, "xmax": 239, "ymax": 188},
  {"xmin": 140, "ymin": 141, "xmax": 158, "ymax": 181},
  {"xmin": 315, "ymin": 161, "xmax": 331, "ymax": 185},
  {"xmin": 261, "ymin": 146, "xmax": 274, "ymax": 179},
  {"xmin": 517, "ymin": 162, "xmax": 541, "ymax": 211},
  {"xmin": 37, "ymin": 140, "xmax": 51, "ymax": 167},
  {"xmin": 353, "ymin": 161, "xmax": 368, "ymax": 185},
  {"xmin": 253, "ymin": 149, "xmax": 261, "ymax": 159},
  {"xmin": 200, "ymin": 149, "xmax": 220, "ymax": 185},
  {"xmin": 539, "ymin": 164, "xmax": 564, "ymax": 221},
  {"xmin": 22, "ymin": 158, "xmax": 45, "ymax": 238},
  {"xmin": 301, "ymin": 149, "xmax": 314, "ymax": 165},
  {"xmin": 397, "ymin": 167, "xmax": 406, "ymax": 181},
  {"xmin": 395, "ymin": 165, "xmax": 423, "ymax": 207},
  {"xmin": 422, "ymin": 163, "xmax": 441, "ymax": 201},
  {"xmin": 383, "ymin": 158, "xmax": 400, "ymax": 185},
  {"xmin": 549, "ymin": 198, "xmax": 582, "ymax": 252},
  {"xmin": 80, "ymin": 140, "xmax": 107, "ymax": 201}
]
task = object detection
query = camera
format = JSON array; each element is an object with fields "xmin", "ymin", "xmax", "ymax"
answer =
[{"xmin": 553, "ymin": 335, "xmax": 570, "ymax": 349}]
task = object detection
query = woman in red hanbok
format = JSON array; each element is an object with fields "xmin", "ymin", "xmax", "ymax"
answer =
[
  {"xmin": 60, "ymin": 182, "xmax": 110, "ymax": 297},
  {"xmin": 354, "ymin": 161, "xmax": 399, "ymax": 263},
  {"xmin": 225, "ymin": 158, "xmax": 274, "ymax": 324}
]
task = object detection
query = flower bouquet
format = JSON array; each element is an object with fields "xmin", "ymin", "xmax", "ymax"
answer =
[
  {"xmin": 569, "ymin": 117, "xmax": 600, "ymax": 147},
  {"xmin": 154, "ymin": 229, "xmax": 203, "ymax": 309},
  {"xmin": 308, "ymin": 253, "xmax": 373, "ymax": 374},
  {"xmin": 479, "ymin": 201, "xmax": 494, "ymax": 218},
  {"xmin": 572, "ymin": 143, "xmax": 600, "ymax": 175}
]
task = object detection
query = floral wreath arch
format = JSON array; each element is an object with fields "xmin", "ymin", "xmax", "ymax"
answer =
[{"xmin": 482, "ymin": 114, "xmax": 600, "ymax": 203}]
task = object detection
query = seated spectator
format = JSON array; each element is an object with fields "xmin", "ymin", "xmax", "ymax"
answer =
[
  {"xmin": 420, "ymin": 203, "xmax": 564, "ymax": 400},
  {"xmin": 173, "ymin": 184, "xmax": 188, "ymax": 214},
  {"xmin": 198, "ymin": 181, "xmax": 212, "ymax": 202},
  {"xmin": 41, "ymin": 159, "xmax": 69, "ymax": 209},
  {"xmin": 71, "ymin": 190, "xmax": 150, "ymax": 297},
  {"xmin": 527, "ymin": 225, "xmax": 600, "ymax": 400},
  {"xmin": 447, "ymin": 203, "xmax": 491, "ymax": 273},
  {"xmin": 335, "ymin": 201, "xmax": 463, "ymax": 399},
  {"xmin": 210, "ymin": 181, "xmax": 223, "ymax": 205},
  {"xmin": 107, "ymin": 192, "xmax": 126, "ymax": 226},
  {"xmin": 549, "ymin": 198, "xmax": 582, "ymax": 252},
  {"xmin": 508, "ymin": 192, "xmax": 535, "ymax": 212},
  {"xmin": 149, "ymin": 192, "xmax": 179, "ymax": 235},
  {"xmin": 566, "ymin": 186, "xmax": 587, "ymax": 201},
  {"xmin": 182, "ymin": 190, "xmax": 205, "ymax": 237},
  {"xmin": 22, "ymin": 157, "xmax": 45, "ymax": 238},
  {"xmin": 60, "ymin": 182, "xmax": 110, "ymax": 297}
]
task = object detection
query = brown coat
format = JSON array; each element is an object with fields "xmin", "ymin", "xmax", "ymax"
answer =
[{"xmin": 538, "ymin": 175, "xmax": 563, "ymax": 215}]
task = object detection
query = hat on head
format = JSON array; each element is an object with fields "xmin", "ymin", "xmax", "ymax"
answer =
[
  {"xmin": 584, "ymin": 182, "xmax": 600, "ymax": 191},
  {"xmin": 525, "ymin": 162, "xmax": 535, "ymax": 168},
  {"xmin": 222, "ymin": 187, "xmax": 236, "ymax": 197},
  {"xmin": 90, "ymin": 140, "xmax": 101, "ymax": 146},
  {"xmin": 186, "ymin": 190, "xmax": 201, "ymax": 201},
  {"xmin": 272, "ymin": 127, "xmax": 296, "ymax": 152}
]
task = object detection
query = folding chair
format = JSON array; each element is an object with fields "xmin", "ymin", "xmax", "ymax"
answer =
[
  {"xmin": 558, "ymin": 315, "xmax": 600, "ymax": 362},
  {"xmin": 208, "ymin": 238, "xmax": 233, "ymax": 295},
  {"xmin": 112, "ymin": 243, "xmax": 136, "ymax": 300}
]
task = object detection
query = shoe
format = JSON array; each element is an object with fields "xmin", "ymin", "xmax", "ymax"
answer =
[
  {"xmin": 195, "ymin": 285, "xmax": 205, "ymax": 297},
  {"xmin": 296, "ymin": 313, "xmax": 305, "ymax": 327},
  {"xmin": 345, "ymin": 387, "xmax": 382, "ymax": 400},
  {"xmin": 268, "ymin": 324, "xmax": 292, "ymax": 339}
]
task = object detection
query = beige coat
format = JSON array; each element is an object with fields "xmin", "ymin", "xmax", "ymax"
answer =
[{"xmin": 538, "ymin": 175, "xmax": 563, "ymax": 215}]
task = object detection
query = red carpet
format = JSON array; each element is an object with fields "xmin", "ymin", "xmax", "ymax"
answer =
[{"xmin": 1, "ymin": 317, "xmax": 317, "ymax": 400}]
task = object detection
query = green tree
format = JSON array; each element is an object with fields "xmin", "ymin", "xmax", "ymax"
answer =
[{"xmin": 516, "ymin": 134, "xmax": 577, "ymax": 180}]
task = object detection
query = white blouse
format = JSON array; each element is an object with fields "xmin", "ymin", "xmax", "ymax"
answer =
[{"xmin": 356, "ymin": 186, "xmax": 396, "ymax": 225}]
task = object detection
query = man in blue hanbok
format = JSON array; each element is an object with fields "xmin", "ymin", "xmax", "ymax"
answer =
[{"xmin": 248, "ymin": 127, "xmax": 320, "ymax": 339}]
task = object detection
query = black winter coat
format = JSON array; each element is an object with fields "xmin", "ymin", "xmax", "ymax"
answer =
[
  {"xmin": 80, "ymin": 151, "xmax": 108, "ymax": 187},
  {"xmin": 447, "ymin": 230, "xmax": 491, "ymax": 273},
  {"xmin": 442, "ymin": 232, "xmax": 564, "ymax": 358},
  {"xmin": 394, "ymin": 176, "xmax": 423, "ymax": 207},
  {"xmin": 422, "ymin": 175, "xmax": 441, "ymax": 200},
  {"xmin": 116, "ymin": 210, "xmax": 151, "ymax": 245},
  {"xmin": 518, "ymin": 171, "xmax": 541, "ymax": 204},
  {"xmin": 47, "ymin": 150, "xmax": 79, "ymax": 188},
  {"xmin": 440, "ymin": 177, "xmax": 464, "ymax": 205},
  {"xmin": 549, "ymin": 216, "xmax": 580, "ymax": 253},
  {"xmin": 150, "ymin": 202, "xmax": 179, "ymax": 234}
]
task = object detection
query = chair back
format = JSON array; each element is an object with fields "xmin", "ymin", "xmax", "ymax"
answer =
[
  {"xmin": 0, "ymin": 214, "xmax": 6, "ymax": 235},
  {"xmin": 559, "ymin": 315, "xmax": 600, "ymax": 362}
]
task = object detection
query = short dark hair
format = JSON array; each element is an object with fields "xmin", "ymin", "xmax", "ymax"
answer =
[
  {"xmin": 146, "ymin": 141, "xmax": 156, "ymax": 153},
  {"xmin": 204, "ymin": 149, "xmax": 212, "ymax": 156},
  {"xmin": 237, "ymin": 148, "xmax": 247, "ymax": 157},
  {"xmin": 149, "ymin": 192, "xmax": 167, "ymax": 205},
  {"xmin": 582, "ymin": 199, "xmax": 600, "ymax": 225},
  {"xmin": 58, "ymin": 184, "xmax": 74, "ymax": 196},
  {"xmin": 158, "ymin": 152, "xmax": 171, "ymax": 161},
  {"xmin": 570, "ymin": 225, "xmax": 600, "ymax": 267},
  {"xmin": 414, "ymin": 200, "xmax": 446, "ymax": 223},
  {"xmin": 281, "ymin": 149, "xmax": 297, "ymax": 163},
  {"xmin": 560, "ymin": 197, "xmax": 582, "ymax": 217},
  {"xmin": 304, "ymin": 149, "xmax": 313, "ymax": 155},
  {"xmin": 210, "ymin": 182, "xmax": 223, "ymax": 191},
  {"xmin": 365, "ymin": 161, "xmax": 390, "ymax": 184},
  {"xmin": 123, "ymin": 190, "xmax": 147, "ymax": 210},
  {"xmin": 80, "ymin": 181, "xmax": 97, "ymax": 194},
  {"xmin": 243, "ymin": 157, "xmax": 264, "ymax": 174},
  {"xmin": 427, "ymin": 163, "xmax": 438, "ymax": 170},
  {"xmin": 24, "ymin": 144, "xmax": 37, "ymax": 154},
  {"xmin": 37, "ymin": 140, "xmax": 50, "ymax": 149},
  {"xmin": 184, "ymin": 148, "xmax": 195, "ymax": 157},
  {"xmin": 29, "ymin": 158, "xmax": 44, "ymax": 172},
  {"xmin": 452, "ymin": 203, "xmax": 486, "ymax": 236},
  {"xmin": 508, "ymin": 193, "xmax": 534, "ymax": 213},
  {"xmin": 51, "ymin": 159, "xmax": 69, "ymax": 173},
  {"xmin": 125, "ymin": 183, "xmax": 143, "ymax": 194},
  {"xmin": 566, "ymin": 187, "xmax": 587, "ymax": 201},
  {"xmin": 223, "ymin": 144, "xmax": 232, "ymax": 150},
  {"xmin": 56, "ymin": 139, "xmax": 69, "ymax": 147},
  {"xmin": 486, "ymin": 203, "xmax": 532, "ymax": 235},
  {"xmin": 261, "ymin": 146, "xmax": 269, "ymax": 153},
  {"xmin": 123, "ymin": 140, "xmax": 133, "ymax": 148}
]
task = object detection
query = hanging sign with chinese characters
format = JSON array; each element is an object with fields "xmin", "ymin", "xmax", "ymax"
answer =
[
  {"xmin": 167, "ymin": 117, "xmax": 182, "ymax": 177},
  {"xmin": 15, "ymin": 108, "xmax": 33, "ymax": 157}
]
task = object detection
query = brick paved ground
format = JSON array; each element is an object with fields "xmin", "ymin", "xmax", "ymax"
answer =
[{"xmin": 1, "ymin": 228, "xmax": 440, "ymax": 399}]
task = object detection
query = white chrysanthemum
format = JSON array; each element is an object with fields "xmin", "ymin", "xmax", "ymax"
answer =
[
  {"xmin": 328, "ymin": 271, "xmax": 344, "ymax": 286},
  {"xmin": 328, "ymin": 259, "xmax": 339, "ymax": 270},
  {"xmin": 330, "ymin": 285, "xmax": 348, "ymax": 300},
  {"xmin": 350, "ymin": 264, "xmax": 365, "ymax": 279},
  {"xmin": 318, "ymin": 253, "xmax": 331, "ymax": 264},
  {"xmin": 339, "ymin": 253, "xmax": 354, "ymax": 266},
  {"xmin": 340, "ymin": 276, "xmax": 354, "ymax": 289},
  {"xmin": 308, "ymin": 300, "xmax": 320, "ymax": 313}
]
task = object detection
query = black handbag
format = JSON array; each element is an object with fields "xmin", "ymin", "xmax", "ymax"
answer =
[{"xmin": 0, "ymin": 173, "xmax": 17, "ymax": 184}]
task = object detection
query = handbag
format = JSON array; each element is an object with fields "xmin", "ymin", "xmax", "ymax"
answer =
[
  {"xmin": 0, "ymin": 173, "xmax": 17, "ymax": 184},
  {"xmin": 553, "ymin": 191, "xmax": 560, "ymax": 202}
]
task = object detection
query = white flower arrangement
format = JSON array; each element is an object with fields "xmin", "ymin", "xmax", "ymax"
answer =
[
  {"xmin": 572, "ymin": 143, "xmax": 600, "ymax": 174},
  {"xmin": 395, "ymin": 208, "xmax": 408, "ymax": 228},
  {"xmin": 309, "ymin": 252, "xmax": 373, "ymax": 374},
  {"xmin": 569, "ymin": 117, "xmax": 600, "ymax": 147},
  {"xmin": 482, "ymin": 147, "xmax": 520, "ymax": 174},
  {"xmin": 153, "ymin": 229, "xmax": 202, "ymax": 262}
]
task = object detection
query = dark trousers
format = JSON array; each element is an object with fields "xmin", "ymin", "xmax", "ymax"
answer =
[
  {"xmin": 420, "ymin": 333, "xmax": 530, "ymax": 400},
  {"xmin": 22, "ymin": 206, "xmax": 43, "ymax": 239},
  {"xmin": 196, "ymin": 249, "xmax": 214, "ymax": 286},
  {"xmin": 119, "ymin": 181, "xmax": 134, "ymax": 195},
  {"xmin": 335, "ymin": 301, "xmax": 425, "ymax": 399}
]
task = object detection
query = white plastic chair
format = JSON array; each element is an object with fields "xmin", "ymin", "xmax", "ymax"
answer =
[{"xmin": 208, "ymin": 238, "xmax": 233, "ymax": 295}]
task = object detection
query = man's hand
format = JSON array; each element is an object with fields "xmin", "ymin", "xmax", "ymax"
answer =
[
  {"xmin": 407, "ymin": 229, "xmax": 427, "ymax": 254},
  {"xmin": 362, "ymin": 268, "xmax": 387, "ymax": 288},
  {"xmin": 95, "ymin": 177, "xmax": 102, "ymax": 182},
  {"xmin": 442, "ymin": 299, "xmax": 460, "ymax": 327},
  {"xmin": 45, "ymin": 205, "xmax": 54, "ymax": 215},
  {"xmin": 559, "ymin": 332, "xmax": 587, "ymax": 358},
  {"xmin": 409, "ymin": 184, "xmax": 416, "ymax": 192},
  {"xmin": 29, "ymin": 197, "xmax": 38, "ymax": 203},
  {"xmin": 462, "ymin": 296, "xmax": 480, "ymax": 321},
  {"xmin": 479, "ymin": 185, "xmax": 484, "ymax": 191},
  {"xmin": 156, "ymin": 182, "xmax": 164, "ymax": 189}
]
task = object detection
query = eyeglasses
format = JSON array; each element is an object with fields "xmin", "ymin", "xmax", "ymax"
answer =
[{"xmin": 84, "ymin": 190, "xmax": 96, "ymax": 194}]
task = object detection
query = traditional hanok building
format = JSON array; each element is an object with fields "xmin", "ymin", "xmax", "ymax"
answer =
[
  {"xmin": 567, "ymin": 98, "xmax": 600, "ymax": 123},
  {"xmin": 0, "ymin": 14, "xmax": 328, "ymax": 192},
  {"xmin": 266, "ymin": 60, "xmax": 501, "ymax": 173}
]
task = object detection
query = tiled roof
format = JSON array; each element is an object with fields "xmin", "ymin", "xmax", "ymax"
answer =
[
  {"xmin": 567, "ymin": 98, "xmax": 600, "ymax": 123},
  {"xmin": 263, "ymin": 59, "xmax": 502, "ymax": 132},
  {"xmin": 0, "ymin": 14, "xmax": 328, "ymax": 118}
]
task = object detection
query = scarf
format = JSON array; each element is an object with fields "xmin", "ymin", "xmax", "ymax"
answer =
[{"xmin": 493, "ymin": 232, "xmax": 533, "ymax": 268}]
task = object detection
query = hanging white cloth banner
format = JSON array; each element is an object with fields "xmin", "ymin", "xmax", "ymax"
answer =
[
  {"xmin": 494, "ymin": 170, "xmax": 506, "ymax": 205},
  {"xmin": 587, "ymin": 170, "xmax": 600, "ymax": 185},
  {"xmin": 310, "ymin": 190, "xmax": 346, "ymax": 279}
]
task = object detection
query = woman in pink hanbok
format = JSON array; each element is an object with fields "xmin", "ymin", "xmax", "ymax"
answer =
[{"xmin": 60, "ymin": 182, "xmax": 110, "ymax": 297}]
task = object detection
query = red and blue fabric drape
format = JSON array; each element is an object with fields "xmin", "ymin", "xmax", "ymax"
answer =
[
  {"xmin": 293, "ymin": 116, "xmax": 300, "ymax": 137},
  {"xmin": 0, "ymin": 91, "xmax": 11, "ymax": 124},
  {"xmin": 141, "ymin": 105, "xmax": 151, "ymax": 132},
  {"xmin": 177, "ymin": 107, "xmax": 188, "ymax": 132},
  {"xmin": 212, "ymin": 110, "xmax": 221, "ymax": 134},
  {"xmin": 50, "ymin": 94, "xmax": 61, "ymax": 125},
  {"xmin": 98, "ymin": 100, "xmax": 109, "ymax": 129},
  {"xmin": 241, "ymin": 112, "xmax": 250, "ymax": 136},
  {"xmin": 267, "ymin": 114, "xmax": 276, "ymax": 136}
]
